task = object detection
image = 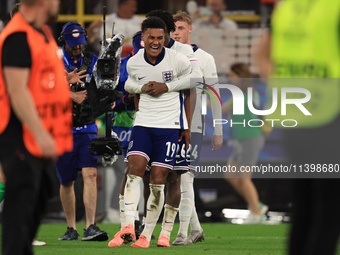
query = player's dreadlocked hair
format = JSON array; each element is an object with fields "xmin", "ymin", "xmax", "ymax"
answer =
[
  {"xmin": 146, "ymin": 9, "xmax": 176, "ymax": 33},
  {"xmin": 141, "ymin": 16, "xmax": 166, "ymax": 33}
]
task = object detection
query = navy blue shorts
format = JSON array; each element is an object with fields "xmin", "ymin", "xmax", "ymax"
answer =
[
  {"xmin": 126, "ymin": 126, "xmax": 179, "ymax": 170},
  {"xmin": 56, "ymin": 133, "xmax": 97, "ymax": 184},
  {"xmin": 188, "ymin": 132, "xmax": 203, "ymax": 171},
  {"xmin": 174, "ymin": 138, "xmax": 189, "ymax": 170}
]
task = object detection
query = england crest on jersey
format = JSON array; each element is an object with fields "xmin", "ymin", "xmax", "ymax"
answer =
[{"xmin": 162, "ymin": 71, "xmax": 173, "ymax": 82}]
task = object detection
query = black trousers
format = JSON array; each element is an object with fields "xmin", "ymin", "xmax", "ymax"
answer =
[
  {"xmin": 0, "ymin": 142, "xmax": 54, "ymax": 255},
  {"xmin": 285, "ymin": 114, "xmax": 340, "ymax": 255}
]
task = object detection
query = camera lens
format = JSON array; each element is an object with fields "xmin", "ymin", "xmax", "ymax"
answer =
[{"xmin": 104, "ymin": 62, "xmax": 110, "ymax": 72}]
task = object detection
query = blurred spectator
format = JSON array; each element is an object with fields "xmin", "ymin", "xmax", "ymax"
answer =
[
  {"xmin": 193, "ymin": 0, "xmax": 238, "ymax": 30},
  {"xmin": 87, "ymin": 0, "xmax": 143, "ymax": 56},
  {"xmin": 222, "ymin": 63, "xmax": 268, "ymax": 224}
]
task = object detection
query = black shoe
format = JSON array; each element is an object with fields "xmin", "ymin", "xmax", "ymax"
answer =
[
  {"xmin": 58, "ymin": 227, "xmax": 79, "ymax": 241},
  {"xmin": 141, "ymin": 224, "xmax": 155, "ymax": 240},
  {"xmin": 82, "ymin": 224, "xmax": 109, "ymax": 241},
  {"xmin": 135, "ymin": 220, "xmax": 142, "ymax": 240}
]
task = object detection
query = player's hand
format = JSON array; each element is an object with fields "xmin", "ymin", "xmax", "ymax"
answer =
[
  {"xmin": 141, "ymin": 83, "xmax": 152, "ymax": 93},
  {"xmin": 67, "ymin": 68, "xmax": 87, "ymax": 84},
  {"xmin": 35, "ymin": 132, "xmax": 57, "ymax": 160},
  {"xmin": 179, "ymin": 129, "xmax": 191, "ymax": 150},
  {"xmin": 211, "ymin": 135, "xmax": 223, "ymax": 151},
  {"xmin": 145, "ymin": 81, "xmax": 168, "ymax": 97},
  {"xmin": 71, "ymin": 90, "xmax": 87, "ymax": 105}
]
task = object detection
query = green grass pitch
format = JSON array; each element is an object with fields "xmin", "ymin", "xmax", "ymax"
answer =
[{"xmin": 28, "ymin": 223, "xmax": 291, "ymax": 255}]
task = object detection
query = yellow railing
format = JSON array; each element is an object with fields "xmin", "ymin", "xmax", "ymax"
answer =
[{"xmin": 57, "ymin": 0, "xmax": 102, "ymax": 27}]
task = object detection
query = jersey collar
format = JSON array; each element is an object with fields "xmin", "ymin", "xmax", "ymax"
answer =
[
  {"xmin": 143, "ymin": 47, "xmax": 165, "ymax": 66},
  {"xmin": 191, "ymin": 44, "xmax": 199, "ymax": 52},
  {"xmin": 166, "ymin": 38, "xmax": 175, "ymax": 49}
]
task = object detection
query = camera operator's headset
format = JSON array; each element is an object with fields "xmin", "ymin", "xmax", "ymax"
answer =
[{"xmin": 57, "ymin": 22, "xmax": 88, "ymax": 46}]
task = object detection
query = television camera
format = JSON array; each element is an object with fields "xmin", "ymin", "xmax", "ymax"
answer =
[{"xmin": 86, "ymin": 6, "xmax": 125, "ymax": 166}]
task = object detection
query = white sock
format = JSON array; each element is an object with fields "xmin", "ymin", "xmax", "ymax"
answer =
[
  {"xmin": 186, "ymin": 172, "xmax": 201, "ymax": 231},
  {"xmin": 141, "ymin": 184, "xmax": 165, "ymax": 241},
  {"xmin": 160, "ymin": 204, "xmax": 179, "ymax": 239},
  {"xmin": 178, "ymin": 198, "xmax": 192, "ymax": 237},
  {"xmin": 124, "ymin": 174, "xmax": 142, "ymax": 226},
  {"xmin": 178, "ymin": 172, "xmax": 195, "ymax": 236},
  {"xmin": 142, "ymin": 216, "xmax": 146, "ymax": 226},
  {"xmin": 190, "ymin": 206, "xmax": 202, "ymax": 231},
  {"xmin": 119, "ymin": 194, "xmax": 125, "ymax": 230}
]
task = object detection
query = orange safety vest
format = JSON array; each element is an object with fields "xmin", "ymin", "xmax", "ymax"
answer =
[{"xmin": 0, "ymin": 13, "xmax": 73, "ymax": 157}]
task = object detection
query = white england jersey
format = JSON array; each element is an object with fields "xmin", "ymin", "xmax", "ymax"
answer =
[
  {"xmin": 126, "ymin": 47, "xmax": 191, "ymax": 129},
  {"xmin": 167, "ymin": 39, "xmax": 198, "ymax": 129},
  {"xmin": 167, "ymin": 39, "xmax": 194, "ymax": 60},
  {"xmin": 190, "ymin": 45, "xmax": 222, "ymax": 135}
]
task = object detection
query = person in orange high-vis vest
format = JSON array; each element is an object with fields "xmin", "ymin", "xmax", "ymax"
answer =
[{"xmin": 0, "ymin": 0, "xmax": 73, "ymax": 254}]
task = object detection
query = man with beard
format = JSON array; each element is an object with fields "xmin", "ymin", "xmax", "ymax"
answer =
[
  {"xmin": 0, "ymin": 0, "xmax": 73, "ymax": 254},
  {"xmin": 56, "ymin": 22, "xmax": 109, "ymax": 241}
]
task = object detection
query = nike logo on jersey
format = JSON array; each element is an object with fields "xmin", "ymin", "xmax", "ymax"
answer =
[
  {"xmin": 147, "ymin": 209, "xmax": 152, "ymax": 212},
  {"xmin": 138, "ymin": 76, "xmax": 146, "ymax": 80},
  {"xmin": 176, "ymin": 160, "xmax": 185, "ymax": 164},
  {"xmin": 125, "ymin": 203, "xmax": 134, "ymax": 205},
  {"xmin": 165, "ymin": 159, "xmax": 172, "ymax": 162}
]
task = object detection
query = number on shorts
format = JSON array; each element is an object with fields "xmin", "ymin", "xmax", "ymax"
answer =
[
  {"xmin": 191, "ymin": 144, "xmax": 198, "ymax": 160},
  {"xmin": 166, "ymin": 142, "xmax": 177, "ymax": 157}
]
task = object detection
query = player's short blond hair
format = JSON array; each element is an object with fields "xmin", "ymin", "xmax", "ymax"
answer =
[{"xmin": 173, "ymin": 10, "xmax": 192, "ymax": 26}]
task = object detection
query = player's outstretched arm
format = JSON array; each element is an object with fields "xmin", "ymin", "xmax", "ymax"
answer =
[
  {"xmin": 140, "ymin": 53, "xmax": 203, "ymax": 97},
  {"xmin": 165, "ymin": 59, "xmax": 203, "ymax": 92},
  {"xmin": 210, "ymin": 85, "xmax": 223, "ymax": 151},
  {"xmin": 201, "ymin": 53, "xmax": 223, "ymax": 151}
]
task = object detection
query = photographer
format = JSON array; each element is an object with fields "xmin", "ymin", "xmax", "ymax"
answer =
[{"xmin": 56, "ymin": 22, "xmax": 108, "ymax": 241}]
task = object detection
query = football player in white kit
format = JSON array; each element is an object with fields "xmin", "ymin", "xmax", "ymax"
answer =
[
  {"xmin": 122, "ymin": 10, "xmax": 204, "ymax": 248},
  {"xmin": 119, "ymin": 17, "xmax": 192, "ymax": 248},
  {"xmin": 171, "ymin": 10, "xmax": 223, "ymax": 245},
  {"xmin": 108, "ymin": 12, "xmax": 203, "ymax": 248},
  {"xmin": 142, "ymin": 10, "xmax": 200, "ymax": 248}
]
